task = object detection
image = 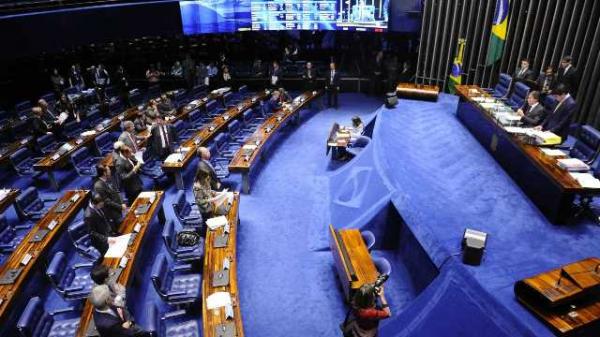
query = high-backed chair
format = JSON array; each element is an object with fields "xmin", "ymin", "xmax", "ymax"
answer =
[
  {"xmin": 222, "ymin": 91, "xmax": 236, "ymax": 107},
  {"xmin": 212, "ymin": 132, "xmax": 236, "ymax": 159},
  {"xmin": 543, "ymin": 94, "xmax": 559, "ymax": 113},
  {"xmin": 46, "ymin": 251, "xmax": 95, "ymax": 300},
  {"xmin": 188, "ymin": 109, "xmax": 203, "ymax": 128},
  {"xmin": 207, "ymin": 144, "xmax": 229, "ymax": 180},
  {"xmin": 373, "ymin": 257, "xmax": 392, "ymax": 276},
  {"xmin": 84, "ymin": 108, "xmax": 102, "ymax": 128},
  {"xmin": 10, "ymin": 148, "xmax": 43, "ymax": 177},
  {"xmin": 151, "ymin": 254, "xmax": 202, "ymax": 306},
  {"xmin": 0, "ymin": 215, "xmax": 26, "ymax": 253},
  {"xmin": 162, "ymin": 219, "xmax": 204, "ymax": 262},
  {"xmin": 70, "ymin": 147, "xmax": 101, "ymax": 177},
  {"xmin": 15, "ymin": 187, "xmax": 56, "ymax": 221},
  {"xmin": 67, "ymin": 220, "xmax": 101, "ymax": 261},
  {"xmin": 62, "ymin": 120, "xmax": 83, "ymax": 139},
  {"xmin": 172, "ymin": 191, "xmax": 203, "ymax": 228},
  {"xmin": 16, "ymin": 297, "xmax": 80, "ymax": 337},
  {"xmin": 490, "ymin": 73, "xmax": 512, "ymax": 98},
  {"xmin": 567, "ymin": 125, "xmax": 600, "ymax": 164},
  {"xmin": 173, "ymin": 120, "xmax": 194, "ymax": 141},
  {"xmin": 347, "ymin": 136, "xmax": 371, "ymax": 157},
  {"xmin": 361, "ymin": 230, "xmax": 376, "ymax": 252},
  {"xmin": 40, "ymin": 92, "xmax": 56, "ymax": 105},
  {"xmin": 173, "ymin": 90, "xmax": 188, "ymax": 110},
  {"xmin": 108, "ymin": 99, "xmax": 123, "ymax": 116},
  {"xmin": 140, "ymin": 158, "xmax": 167, "ymax": 185},
  {"xmin": 204, "ymin": 100, "xmax": 220, "ymax": 117},
  {"xmin": 505, "ymin": 82, "xmax": 530, "ymax": 110},
  {"xmin": 226, "ymin": 120, "xmax": 249, "ymax": 144},
  {"xmin": 37, "ymin": 134, "xmax": 60, "ymax": 155},
  {"xmin": 191, "ymin": 84, "xmax": 207, "ymax": 99},
  {"xmin": 15, "ymin": 101, "xmax": 32, "ymax": 117},
  {"xmin": 95, "ymin": 132, "xmax": 115, "ymax": 156},
  {"xmin": 147, "ymin": 304, "xmax": 200, "ymax": 337}
]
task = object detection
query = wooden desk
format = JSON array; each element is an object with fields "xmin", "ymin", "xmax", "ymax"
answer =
[
  {"xmin": 229, "ymin": 90, "xmax": 323, "ymax": 193},
  {"xmin": 0, "ymin": 190, "xmax": 89, "ymax": 324},
  {"xmin": 0, "ymin": 137, "xmax": 34, "ymax": 167},
  {"xmin": 455, "ymin": 85, "xmax": 599, "ymax": 223},
  {"xmin": 202, "ymin": 193, "xmax": 243, "ymax": 337},
  {"xmin": 396, "ymin": 83, "xmax": 440, "ymax": 101},
  {"xmin": 515, "ymin": 257, "xmax": 600, "ymax": 336},
  {"xmin": 75, "ymin": 191, "xmax": 165, "ymax": 337},
  {"xmin": 34, "ymin": 108, "xmax": 137, "ymax": 190},
  {"xmin": 0, "ymin": 189, "xmax": 20, "ymax": 215},
  {"xmin": 162, "ymin": 91, "xmax": 269, "ymax": 189},
  {"xmin": 329, "ymin": 225, "xmax": 384, "ymax": 302}
]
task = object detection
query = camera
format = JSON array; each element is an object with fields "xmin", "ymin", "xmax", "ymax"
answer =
[{"xmin": 373, "ymin": 274, "xmax": 389, "ymax": 294}]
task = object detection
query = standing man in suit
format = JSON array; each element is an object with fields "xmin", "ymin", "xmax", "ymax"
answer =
[
  {"xmin": 195, "ymin": 147, "xmax": 222, "ymax": 191},
  {"xmin": 302, "ymin": 62, "xmax": 317, "ymax": 91},
  {"xmin": 326, "ymin": 62, "xmax": 340, "ymax": 109},
  {"xmin": 94, "ymin": 164, "xmax": 126, "ymax": 229},
  {"xmin": 31, "ymin": 107, "xmax": 52, "ymax": 136},
  {"xmin": 118, "ymin": 121, "xmax": 143, "ymax": 153},
  {"xmin": 149, "ymin": 117, "xmax": 176, "ymax": 160},
  {"xmin": 115, "ymin": 145, "xmax": 143, "ymax": 204},
  {"xmin": 535, "ymin": 84, "xmax": 576, "ymax": 142},
  {"xmin": 516, "ymin": 91, "xmax": 545, "ymax": 127},
  {"xmin": 270, "ymin": 61, "xmax": 282, "ymax": 87},
  {"xmin": 556, "ymin": 56, "xmax": 578, "ymax": 97},
  {"xmin": 90, "ymin": 285, "xmax": 150, "ymax": 337},
  {"xmin": 513, "ymin": 58, "xmax": 536, "ymax": 82},
  {"xmin": 84, "ymin": 194, "xmax": 116, "ymax": 257}
]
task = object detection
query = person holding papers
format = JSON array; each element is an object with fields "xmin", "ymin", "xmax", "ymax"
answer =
[
  {"xmin": 193, "ymin": 165, "xmax": 231, "ymax": 220},
  {"xmin": 195, "ymin": 147, "xmax": 222, "ymax": 191},
  {"xmin": 534, "ymin": 84, "xmax": 576, "ymax": 142},
  {"xmin": 115, "ymin": 145, "xmax": 143, "ymax": 204},
  {"xmin": 349, "ymin": 116, "xmax": 365, "ymax": 141},
  {"xmin": 94, "ymin": 164, "xmax": 126, "ymax": 229},
  {"xmin": 516, "ymin": 91, "xmax": 545, "ymax": 127},
  {"xmin": 84, "ymin": 194, "xmax": 117, "ymax": 257}
]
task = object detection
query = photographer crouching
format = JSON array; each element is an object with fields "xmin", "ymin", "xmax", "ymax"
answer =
[{"xmin": 341, "ymin": 274, "xmax": 391, "ymax": 337}]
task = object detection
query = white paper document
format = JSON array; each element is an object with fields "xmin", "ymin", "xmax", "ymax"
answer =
[
  {"xmin": 0, "ymin": 189, "xmax": 9, "ymax": 201},
  {"xmin": 105, "ymin": 234, "xmax": 132, "ymax": 258},
  {"xmin": 165, "ymin": 152, "xmax": 184, "ymax": 164},
  {"xmin": 138, "ymin": 191, "xmax": 156, "ymax": 203},
  {"xmin": 134, "ymin": 150, "xmax": 145, "ymax": 164},
  {"xmin": 206, "ymin": 291, "xmax": 232, "ymax": 310},
  {"xmin": 570, "ymin": 172, "xmax": 600, "ymax": 188},
  {"xmin": 540, "ymin": 148, "xmax": 567, "ymax": 157},
  {"xmin": 206, "ymin": 215, "xmax": 228, "ymax": 230},
  {"xmin": 81, "ymin": 130, "xmax": 97, "ymax": 138}
]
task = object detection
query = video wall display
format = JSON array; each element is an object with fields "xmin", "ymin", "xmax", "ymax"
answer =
[{"xmin": 180, "ymin": 0, "xmax": 390, "ymax": 34}]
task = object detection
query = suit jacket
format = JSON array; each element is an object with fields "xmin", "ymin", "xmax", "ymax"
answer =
[
  {"xmin": 267, "ymin": 97, "xmax": 282, "ymax": 114},
  {"xmin": 536, "ymin": 73, "xmax": 555, "ymax": 93},
  {"xmin": 32, "ymin": 116, "xmax": 50, "ymax": 136},
  {"xmin": 115, "ymin": 155, "xmax": 143, "ymax": 197},
  {"xmin": 93, "ymin": 307, "xmax": 138, "ymax": 337},
  {"xmin": 118, "ymin": 131, "xmax": 139, "ymax": 153},
  {"xmin": 542, "ymin": 95, "xmax": 576, "ymax": 141},
  {"xmin": 93, "ymin": 178, "xmax": 123, "ymax": 223},
  {"xmin": 513, "ymin": 67, "xmax": 536, "ymax": 82},
  {"xmin": 149, "ymin": 124, "xmax": 176, "ymax": 159},
  {"xmin": 326, "ymin": 70, "xmax": 340, "ymax": 88},
  {"xmin": 520, "ymin": 103, "xmax": 545, "ymax": 127},
  {"xmin": 195, "ymin": 159, "xmax": 221, "ymax": 190},
  {"xmin": 84, "ymin": 204, "xmax": 114, "ymax": 250},
  {"xmin": 133, "ymin": 116, "xmax": 149, "ymax": 133},
  {"xmin": 557, "ymin": 66, "xmax": 578, "ymax": 93}
]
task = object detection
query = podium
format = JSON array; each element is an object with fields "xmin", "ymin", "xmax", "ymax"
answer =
[{"xmin": 514, "ymin": 257, "xmax": 600, "ymax": 336}]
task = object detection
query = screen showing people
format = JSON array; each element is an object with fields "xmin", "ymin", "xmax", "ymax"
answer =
[{"xmin": 180, "ymin": 0, "xmax": 390, "ymax": 34}]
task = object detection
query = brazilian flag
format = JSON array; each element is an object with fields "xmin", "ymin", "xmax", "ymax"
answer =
[
  {"xmin": 486, "ymin": 0, "xmax": 509, "ymax": 66},
  {"xmin": 448, "ymin": 39, "xmax": 466, "ymax": 94}
]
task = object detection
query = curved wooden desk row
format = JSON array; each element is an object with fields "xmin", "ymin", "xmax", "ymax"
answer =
[
  {"xmin": 0, "ymin": 137, "xmax": 34, "ymax": 167},
  {"xmin": 202, "ymin": 193, "xmax": 243, "ymax": 337},
  {"xmin": 396, "ymin": 83, "xmax": 440, "ymax": 101},
  {"xmin": 162, "ymin": 91, "xmax": 270, "ymax": 189},
  {"xmin": 0, "ymin": 188, "xmax": 20, "ymax": 215},
  {"xmin": 0, "ymin": 189, "xmax": 90, "ymax": 324},
  {"xmin": 229, "ymin": 90, "xmax": 324, "ymax": 193},
  {"xmin": 75, "ymin": 190, "xmax": 165, "ymax": 337}
]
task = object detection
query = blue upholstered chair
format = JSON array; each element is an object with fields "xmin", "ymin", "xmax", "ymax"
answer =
[
  {"xmin": 188, "ymin": 109, "xmax": 203, "ymax": 128},
  {"xmin": 70, "ymin": 147, "xmax": 101, "ymax": 177},
  {"xmin": 173, "ymin": 120, "xmax": 195, "ymax": 141},
  {"xmin": 361, "ymin": 230, "xmax": 376, "ymax": 252},
  {"xmin": 46, "ymin": 251, "xmax": 95, "ymax": 300},
  {"xmin": 108, "ymin": 99, "xmax": 123, "ymax": 116},
  {"xmin": 205, "ymin": 100, "xmax": 220, "ymax": 117},
  {"xmin": 172, "ymin": 90, "xmax": 189, "ymax": 110},
  {"xmin": 62, "ymin": 120, "xmax": 83, "ymax": 139},
  {"xmin": 212, "ymin": 132, "xmax": 237, "ymax": 159},
  {"xmin": 151, "ymin": 254, "xmax": 202, "ymax": 306},
  {"xmin": 190, "ymin": 84, "xmax": 207, "ymax": 100},
  {"xmin": 17, "ymin": 297, "xmax": 80, "ymax": 337},
  {"xmin": 84, "ymin": 108, "xmax": 102, "ymax": 128},
  {"xmin": 172, "ymin": 191, "xmax": 203, "ymax": 228},
  {"xmin": 543, "ymin": 94, "xmax": 559, "ymax": 113},
  {"xmin": 162, "ymin": 219, "xmax": 204, "ymax": 262},
  {"xmin": 95, "ymin": 132, "xmax": 115, "ymax": 156},
  {"xmin": 141, "ymin": 158, "xmax": 168, "ymax": 185},
  {"xmin": 207, "ymin": 144, "xmax": 229, "ymax": 180},
  {"xmin": 222, "ymin": 91, "xmax": 236, "ymax": 107},
  {"xmin": 241, "ymin": 109, "xmax": 260, "ymax": 131},
  {"xmin": 347, "ymin": 136, "xmax": 371, "ymax": 157},
  {"xmin": 15, "ymin": 187, "xmax": 56, "ymax": 221},
  {"xmin": 566, "ymin": 125, "xmax": 600, "ymax": 164},
  {"xmin": 67, "ymin": 220, "xmax": 101, "ymax": 261},
  {"xmin": 147, "ymin": 304, "xmax": 200, "ymax": 337},
  {"xmin": 40, "ymin": 92, "xmax": 56, "ymax": 105},
  {"xmin": 15, "ymin": 101, "xmax": 32, "ymax": 117},
  {"xmin": 226, "ymin": 120, "xmax": 248, "ymax": 144},
  {"xmin": 373, "ymin": 257, "xmax": 392, "ymax": 276},
  {"xmin": 0, "ymin": 215, "xmax": 26, "ymax": 253},
  {"xmin": 37, "ymin": 134, "xmax": 60, "ymax": 155},
  {"xmin": 505, "ymin": 82, "xmax": 530, "ymax": 110},
  {"xmin": 10, "ymin": 148, "xmax": 43, "ymax": 177},
  {"xmin": 490, "ymin": 73, "xmax": 512, "ymax": 98}
]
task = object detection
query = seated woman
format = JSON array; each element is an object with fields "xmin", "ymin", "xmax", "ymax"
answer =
[
  {"xmin": 342, "ymin": 283, "xmax": 391, "ymax": 337},
  {"xmin": 192, "ymin": 167, "xmax": 231, "ymax": 220},
  {"xmin": 349, "ymin": 116, "xmax": 365, "ymax": 142}
]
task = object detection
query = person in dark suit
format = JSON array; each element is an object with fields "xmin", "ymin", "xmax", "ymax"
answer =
[
  {"xmin": 536, "ymin": 65, "xmax": 556, "ymax": 95},
  {"xmin": 326, "ymin": 62, "xmax": 341, "ymax": 109},
  {"xmin": 90, "ymin": 285, "xmax": 150, "ymax": 337},
  {"xmin": 556, "ymin": 55, "xmax": 578, "ymax": 96},
  {"xmin": 516, "ymin": 91, "xmax": 545, "ymax": 127},
  {"xmin": 115, "ymin": 145, "xmax": 143, "ymax": 204},
  {"xmin": 94, "ymin": 164, "xmax": 126, "ymax": 229},
  {"xmin": 513, "ymin": 58, "xmax": 536, "ymax": 82},
  {"xmin": 31, "ymin": 107, "xmax": 52, "ymax": 136},
  {"xmin": 270, "ymin": 61, "xmax": 282, "ymax": 87},
  {"xmin": 84, "ymin": 194, "xmax": 116, "ymax": 257},
  {"xmin": 133, "ymin": 109, "xmax": 150, "ymax": 133},
  {"xmin": 195, "ymin": 147, "xmax": 222, "ymax": 191},
  {"xmin": 157, "ymin": 94, "xmax": 175, "ymax": 117},
  {"xmin": 302, "ymin": 62, "xmax": 317, "ymax": 91},
  {"xmin": 266, "ymin": 91, "xmax": 282, "ymax": 114},
  {"xmin": 148, "ymin": 117, "xmax": 176, "ymax": 160},
  {"xmin": 535, "ymin": 84, "xmax": 576, "ymax": 142}
]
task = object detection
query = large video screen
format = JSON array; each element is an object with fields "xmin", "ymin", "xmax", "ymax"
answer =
[{"xmin": 180, "ymin": 0, "xmax": 389, "ymax": 34}]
